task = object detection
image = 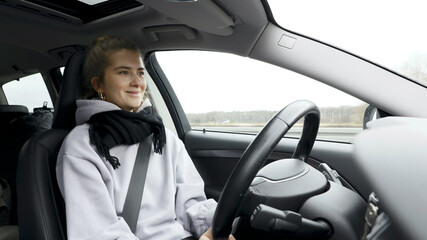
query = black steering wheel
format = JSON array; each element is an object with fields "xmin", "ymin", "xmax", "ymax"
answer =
[{"xmin": 211, "ymin": 100, "xmax": 320, "ymax": 239}]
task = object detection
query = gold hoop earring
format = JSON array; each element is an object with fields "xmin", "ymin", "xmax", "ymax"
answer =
[{"xmin": 98, "ymin": 93, "xmax": 106, "ymax": 101}]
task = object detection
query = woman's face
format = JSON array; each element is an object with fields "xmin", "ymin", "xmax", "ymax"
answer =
[{"xmin": 92, "ymin": 49, "xmax": 146, "ymax": 111}]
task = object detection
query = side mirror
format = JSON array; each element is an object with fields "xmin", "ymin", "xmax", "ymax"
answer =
[
  {"xmin": 363, "ymin": 105, "xmax": 391, "ymax": 129},
  {"xmin": 363, "ymin": 105, "xmax": 379, "ymax": 129}
]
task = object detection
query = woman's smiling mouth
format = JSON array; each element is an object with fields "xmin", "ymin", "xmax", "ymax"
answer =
[{"xmin": 126, "ymin": 91, "xmax": 141, "ymax": 97}]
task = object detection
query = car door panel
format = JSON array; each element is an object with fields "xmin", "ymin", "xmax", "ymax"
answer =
[{"xmin": 184, "ymin": 130, "xmax": 371, "ymax": 201}]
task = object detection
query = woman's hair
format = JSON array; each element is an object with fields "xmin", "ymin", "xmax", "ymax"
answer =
[{"xmin": 81, "ymin": 35, "xmax": 142, "ymax": 99}]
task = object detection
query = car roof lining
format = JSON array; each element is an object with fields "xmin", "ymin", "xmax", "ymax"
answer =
[
  {"xmin": 0, "ymin": 0, "xmax": 268, "ymax": 85},
  {"xmin": 137, "ymin": 0, "xmax": 235, "ymax": 36},
  {"xmin": 0, "ymin": 42, "xmax": 54, "ymax": 85}
]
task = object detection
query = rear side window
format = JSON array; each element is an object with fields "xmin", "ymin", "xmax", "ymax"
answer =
[{"xmin": 2, "ymin": 73, "xmax": 53, "ymax": 112}]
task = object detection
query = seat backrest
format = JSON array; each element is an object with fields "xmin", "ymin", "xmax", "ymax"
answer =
[
  {"xmin": 0, "ymin": 106, "xmax": 29, "ymax": 178},
  {"xmin": 16, "ymin": 51, "xmax": 86, "ymax": 240},
  {"xmin": 0, "ymin": 105, "xmax": 29, "ymax": 125},
  {"xmin": 0, "ymin": 103, "xmax": 54, "ymax": 228},
  {"xmin": 0, "ymin": 105, "xmax": 32, "ymax": 225}
]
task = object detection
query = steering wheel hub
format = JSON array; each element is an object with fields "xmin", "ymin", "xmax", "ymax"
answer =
[
  {"xmin": 248, "ymin": 158, "xmax": 328, "ymax": 213},
  {"xmin": 254, "ymin": 158, "xmax": 309, "ymax": 182}
]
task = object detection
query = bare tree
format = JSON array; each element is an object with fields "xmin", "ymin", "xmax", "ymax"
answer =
[{"xmin": 398, "ymin": 52, "xmax": 427, "ymax": 85}]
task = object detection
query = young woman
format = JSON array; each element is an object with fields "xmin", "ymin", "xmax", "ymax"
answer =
[{"xmin": 56, "ymin": 36, "xmax": 234, "ymax": 240}]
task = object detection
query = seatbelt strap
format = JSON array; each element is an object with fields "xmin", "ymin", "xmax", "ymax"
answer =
[{"xmin": 122, "ymin": 135, "xmax": 152, "ymax": 233}]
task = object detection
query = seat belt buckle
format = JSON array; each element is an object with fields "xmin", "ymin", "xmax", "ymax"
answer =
[
  {"xmin": 366, "ymin": 192, "xmax": 379, "ymax": 225},
  {"xmin": 361, "ymin": 192, "xmax": 379, "ymax": 240},
  {"xmin": 365, "ymin": 202, "xmax": 378, "ymax": 227}
]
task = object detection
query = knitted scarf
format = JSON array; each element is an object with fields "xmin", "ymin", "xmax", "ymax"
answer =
[{"xmin": 88, "ymin": 106, "xmax": 166, "ymax": 169}]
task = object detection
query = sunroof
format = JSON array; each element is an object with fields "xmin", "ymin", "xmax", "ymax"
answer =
[
  {"xmin": 77, "ymin": 0, "xmax": 108, "ymax": 5},
  {"xmin": 25, "ymin": 0, "xmax": 143, "ymax": 23}
]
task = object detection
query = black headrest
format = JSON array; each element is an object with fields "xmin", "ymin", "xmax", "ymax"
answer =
[
  {"xmin": 0, "ymin": 105, "xmax": 29, "ymax": 124},
  {"xmin": 52, "ymin": 51, "xmax": 86, "ymax": 129}
]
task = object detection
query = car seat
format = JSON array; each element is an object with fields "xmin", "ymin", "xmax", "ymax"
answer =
[
  {"xmin": 16, "ymin": 51, "xmax": 86, "ymax": 240},
  {"xmin": 0, "ymin": 105, "xmax": 29, "ymax": 225},
  {"xmin": 0, "ymin": 105, "xmax": 29, "ymax": 124}
]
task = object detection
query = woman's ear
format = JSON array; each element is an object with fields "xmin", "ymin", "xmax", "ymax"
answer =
[{"xmin": 91, "ymin": 77, "xmax": 103, "ymax": 93}]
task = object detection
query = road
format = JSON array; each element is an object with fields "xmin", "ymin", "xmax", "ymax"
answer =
[{"xmin": 194, "ymin": 126, "xmax": 362, "ymax": 142}]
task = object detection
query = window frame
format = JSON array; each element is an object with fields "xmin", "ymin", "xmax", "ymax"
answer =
[
  {"xmin": 2, "ymin": 72, "xmax": 55, "ymax": 112},
  {"xmin": 145, "ymin": 53, "xmax": 191, "ymax": 140}
]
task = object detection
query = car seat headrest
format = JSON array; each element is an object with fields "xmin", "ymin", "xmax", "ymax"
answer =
[
  {"xmin": 0, "ymin": 105, "xmax": 29, "ymax": 124},
  {"xmin": 52, "ymin": 51, "xmax": 86, "ymax": 129}
]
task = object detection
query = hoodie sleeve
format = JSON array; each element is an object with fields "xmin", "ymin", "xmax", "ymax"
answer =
[
  {"xmin": 173, "ymin": 141, "xmax": 218, "ymax": 238},
  {"xmin": 56, "ymin": 128, "xmax": 138, "ymax": 240}
]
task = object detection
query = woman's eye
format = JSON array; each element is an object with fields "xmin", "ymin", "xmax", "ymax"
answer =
[
  {"xmin": 119, "ymin": 71, "xmax": 128, "ymax": 75},
  {"xmin": 138, "ymin": 72, "xmax": 144, "ymax": 77}
]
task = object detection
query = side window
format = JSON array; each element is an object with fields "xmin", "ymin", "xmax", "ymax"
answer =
[
  {"xmin": 156, "ymin": 51, "xmax": 367, "ymax": 142},
  {"xmin": 2, "ymin": 73, "xmax": 53, "ymax": 112}
]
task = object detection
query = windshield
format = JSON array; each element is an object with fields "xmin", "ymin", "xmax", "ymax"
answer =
[{"xmin": 267, "ymin": 0, "xmax": 427, "ymax": 87}]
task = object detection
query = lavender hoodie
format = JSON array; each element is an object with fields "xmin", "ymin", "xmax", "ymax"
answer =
[{"xmin": 56, "ymin": 99, "xmax": 216, "ymax": 240}]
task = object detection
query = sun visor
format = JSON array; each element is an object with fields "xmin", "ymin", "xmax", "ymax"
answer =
[{"xmin": 137, "ymin": 0, "xmax": 234, "ymax": 36}]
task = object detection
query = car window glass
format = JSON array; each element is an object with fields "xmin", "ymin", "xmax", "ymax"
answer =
[
  {"xmin": 2, "ymin": 73, "xmax": 53, "ymax": 112},
  {"xmin": 156, "ymin": 51, "xmax": 367, "ymax": 142},
  {"xmin": 268, "ymin": 0, "xmax": 427, "ymax": 87}
]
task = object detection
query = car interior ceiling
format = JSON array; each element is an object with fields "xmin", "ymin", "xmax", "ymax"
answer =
[{"xmin": 0, "ymin": 0, "xmax": 267, "ymax": 74}]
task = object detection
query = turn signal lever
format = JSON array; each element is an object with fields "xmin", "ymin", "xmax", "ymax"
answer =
[{"xmin": 250, "ymin": 204, "xmax": 332, "ymax": 239}]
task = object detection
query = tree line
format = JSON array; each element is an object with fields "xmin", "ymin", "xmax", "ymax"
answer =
[{"xmin": 187, "ymin": 104, "xmax": 368, "ymax": 127}]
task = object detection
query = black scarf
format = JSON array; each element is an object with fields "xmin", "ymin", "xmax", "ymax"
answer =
[{"xmin": 88, "ymin": 106, "xmax": 166, "ymax": 169}]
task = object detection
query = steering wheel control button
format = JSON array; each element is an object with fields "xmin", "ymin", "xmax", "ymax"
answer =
[
  {"xmin": 318, "ymin": 163, "xmax": 342, "ymax": 185},
  {"xmin": 250, "ymin": 204, "xmax": 299, "ymax": 233},
  {"xmin": 250, "ymin": 204, "xmax": 332, "ymax": 239},
  {"xmin": 270, "ymin": 212, "xmax": 301, "ymax": 233}
]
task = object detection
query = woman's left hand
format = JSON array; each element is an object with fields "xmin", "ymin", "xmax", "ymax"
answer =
[{"xmin": 199, "ymin": 228, "xmax": 236, "ymax": 240}]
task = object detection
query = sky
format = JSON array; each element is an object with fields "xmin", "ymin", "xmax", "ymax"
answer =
[
  {"xmin": 3, "ymin": 74, "xmax": 53, "ymax": 111},
  {"xmin": 268, "ymin": 0, "xmax": 427, "ymax": 70},
  {"xmin": 156, "ymin": 51, "xmax": 364, "ymax": 113}
]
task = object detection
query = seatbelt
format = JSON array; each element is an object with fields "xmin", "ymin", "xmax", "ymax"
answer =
[{"xmin": 122, "ymin": 135, "xmax": 152, "ymax": 233}]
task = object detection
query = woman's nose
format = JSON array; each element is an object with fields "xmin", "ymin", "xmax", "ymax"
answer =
[{"xmin": 131, "ymin": 73, "xmax": 144, "ymax": 86}]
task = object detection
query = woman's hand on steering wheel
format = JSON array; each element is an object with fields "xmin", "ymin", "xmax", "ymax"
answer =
[{"xmin": 200, "ymin": 228, "xmax": 236, "ymax": 240}]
